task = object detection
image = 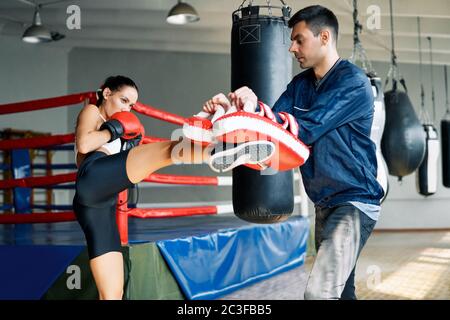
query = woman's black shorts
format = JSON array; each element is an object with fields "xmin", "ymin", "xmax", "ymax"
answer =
[{"xmin": 73, "ymin": 150, "xmax": 134, "ymax": 259}]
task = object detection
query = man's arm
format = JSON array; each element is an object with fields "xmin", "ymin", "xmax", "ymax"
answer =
[
  {"xmin": 295, "ymin": 79, "xmax": 373, "ymax": 145},
  {"xmin": 228, "ymin": 75, "xmax": 374, "ymax": 145}
]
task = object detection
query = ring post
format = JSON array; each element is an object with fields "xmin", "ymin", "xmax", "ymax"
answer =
[{"xmin": 117, "ymin": 190, "xmax": 129, "ymax": 245}]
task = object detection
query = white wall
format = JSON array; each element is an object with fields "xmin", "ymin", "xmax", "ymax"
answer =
[
  {"xmin": 0, "ymin": 37, "xmax": 69, "ymax": 129},
  {"xmin": 0, "ymin": 36, "xmax": 71, "ymax": 207}
]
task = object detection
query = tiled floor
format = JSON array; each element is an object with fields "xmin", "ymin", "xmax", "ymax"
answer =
[
  {"xmin": 355, "ymin": 231, "xmax": 450, "ymax": 300},
  {"xmin": 220, "ymin": 231, "xmax": 450, "ymax": 300}
]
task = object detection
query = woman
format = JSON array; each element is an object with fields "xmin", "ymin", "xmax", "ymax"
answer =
[{"xmin": 73, "ymin": 75, "xmax": 207, "ymax": 299}]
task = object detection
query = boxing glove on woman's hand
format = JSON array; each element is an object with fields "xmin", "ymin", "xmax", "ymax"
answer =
[{"xmin": 100, "ymin": 111, "xmax": 142, "ymax": 142}]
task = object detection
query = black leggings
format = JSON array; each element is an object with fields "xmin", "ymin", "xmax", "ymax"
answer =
[{"xmin": 73, "ymin": 150, "xmax": 134, "ymax": 259}]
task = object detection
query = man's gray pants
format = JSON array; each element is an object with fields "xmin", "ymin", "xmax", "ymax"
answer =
[{"xmin": 304, "ymin": 204, "xmax": 377, "ymax": 300}]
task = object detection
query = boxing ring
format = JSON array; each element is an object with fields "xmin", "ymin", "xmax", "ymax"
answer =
[{"xmin": 0, "ymin": 92, "xmax": 310, "ymax": 300}]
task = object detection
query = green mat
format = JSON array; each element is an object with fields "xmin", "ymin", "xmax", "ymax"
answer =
[{"xmin": 43, "ymin": 243, "xmax": 184, "ymax": 300}]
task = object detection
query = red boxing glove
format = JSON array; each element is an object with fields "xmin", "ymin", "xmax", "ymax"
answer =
[{"xmin": 106, "ymin": 111, "xmax": 142, "ymax": 140}]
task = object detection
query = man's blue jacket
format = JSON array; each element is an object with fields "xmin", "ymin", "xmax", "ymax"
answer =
[{"xmin": 272, "ymin": 59, "xmax": 384, "ymax": 207}]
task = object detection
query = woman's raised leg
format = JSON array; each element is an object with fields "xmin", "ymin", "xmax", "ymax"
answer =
[{"xmin": 125, "ymin": 139, "xmax": 211, "ymax": 183}]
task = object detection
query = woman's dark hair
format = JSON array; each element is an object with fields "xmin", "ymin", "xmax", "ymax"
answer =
[
  {"xmin": 96, "ymin": 75, "xmax": 139, "ymax": 107},
  {"xmin": 288, "ymin": 5, "xmax": 339, "ymax": 44}
]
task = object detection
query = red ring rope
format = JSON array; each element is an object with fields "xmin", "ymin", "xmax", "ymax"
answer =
[
  {"xmin": 128, "ymin": 207, "xmax": 218, "ymax": 218},
  {"xmin": 0, "ymin": 92, "xmax": 96, "ymax": 115},
  {"xmin": 0, "ymin": 205, "xmax": 221, "ymax": 224},
  {"xmin": 0, "ymin": 172, "xmax": 221, "ymax": 190}
]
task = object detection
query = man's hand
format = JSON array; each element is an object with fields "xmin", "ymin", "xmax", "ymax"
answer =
[
  {"xmin": 202, "ymin": 93, "xmax": 232, "ymax": 114},
  {"xmin": 228, "ymin": 86, "xmax": 257, "ymax": 112}
]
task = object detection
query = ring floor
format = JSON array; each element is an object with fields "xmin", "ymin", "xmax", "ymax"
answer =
[
  {"xmin": 3, "ymin": 218, "xmax": 446, "ymax": 300},
  {"xmin": 0, "ymin": 213, "xmax": 309, "ymax": 300}
]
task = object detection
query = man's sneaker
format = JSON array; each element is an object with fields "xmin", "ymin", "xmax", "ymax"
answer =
[{"xmin": 208, "ymin": 140, "xmax": 275, "ymax": 173}]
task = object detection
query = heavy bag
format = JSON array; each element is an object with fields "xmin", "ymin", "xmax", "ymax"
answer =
[
  {"xmin": 231, "ymin": 5, "xmax": 294, "ymax": 223},
  {"xmin": 369, "ymin": 76, "xmax": 389, "ymax": 202},
  {"xmin": 416, "ymin": 124, "xmax": 439, "ymax": 195},
  {"xmin": 441, "ymin": 118, "xmax": 450, "ymax": 187},
  {"xmin": 381, "ymin": 88, "xmax": 426, "ymax": 180},
  {"xmin": 442, "ymin": 64, "xmax": 450, "ymax": 188}
]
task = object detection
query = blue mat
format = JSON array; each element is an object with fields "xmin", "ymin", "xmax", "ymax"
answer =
[
  {"xmin": 157, "ymin": 216, "xmax": 309, "ymax": 300},
  {"xmin": 0, "ymin": 245, "xmax": 84, "ymax": 300}
]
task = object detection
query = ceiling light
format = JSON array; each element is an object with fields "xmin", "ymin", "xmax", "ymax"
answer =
[
  {"xmin": 22, "ymin": 8, "xmax": 52, "ymax": 43},
  {"xmin": 166, "ymin": 1, "xmax": 200, "ymax": 25}
]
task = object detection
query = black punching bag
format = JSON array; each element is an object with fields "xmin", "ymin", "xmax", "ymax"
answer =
[
  {"xmin": 381, "ymin": 82, "xmax": 426, "ymax": 181},
  {"xmin": 382, "ymin": 0, "xmax": 426, "ymax": 181},
  {"xmin": 231, "ymin": 4, "xmax": 294, "ymax": 223},
  {"xmin": 442, "ymin": 65, "xmax": 450, "ymax": 188},
  {"xmin": 442, "ymin": 118, "xmax": 450, "ymax": 187},
  {"xmin": 415, "ymin": 26, "xmax": 439, "ymax": 196}
]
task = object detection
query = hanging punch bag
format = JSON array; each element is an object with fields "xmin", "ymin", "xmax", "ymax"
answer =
[
  {"xmin": 416, "ymin": 124, "xmax": 439, "ymax": 195},
  {"xmin": 231, "ymin": 1, "xmax": 294, "ymax": 223},
  {"xmin": 441, "ymin": 65, "xmax": 450, "ymax": 188},
  {"xmin": 382, "ymin": 81, "xmax": 426, "ymax": 181},
  {"xmin": 349, "ymin": 0, "xmax": 389, "ymax": 202},
  {"xmin": 369, "ymin": 76, "xmax": 389, "ymax": 201},
  {"xmin": 415, "ymin": 31, "xmax": 439, "ymax": 196},
  {"xmin": 381, "ymin": 0, "xmax": 425, "ymax": 181}
]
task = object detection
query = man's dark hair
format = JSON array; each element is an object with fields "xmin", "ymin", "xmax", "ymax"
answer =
[{"xmin": 288, "ymin": 5, "xmax": 339, "ymax": 44}]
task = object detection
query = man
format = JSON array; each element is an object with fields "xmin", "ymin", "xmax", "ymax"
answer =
[{"xmin": 207, "ymin": 5, "xmax": 384, "ymax": 300}]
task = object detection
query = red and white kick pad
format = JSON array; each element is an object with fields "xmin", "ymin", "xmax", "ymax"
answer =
[
  {"xmin": 182, "ymin": 107, "xmax": 225, "ymax": 146},
  {"xmin": 212, "ymin": 109, "xmax": 310, "ymax": 171}
]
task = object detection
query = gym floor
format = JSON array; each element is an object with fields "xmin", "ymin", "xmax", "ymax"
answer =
[{"xmin": 220, "ymin": 231, "xmax": 450, "ymax": 300}]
